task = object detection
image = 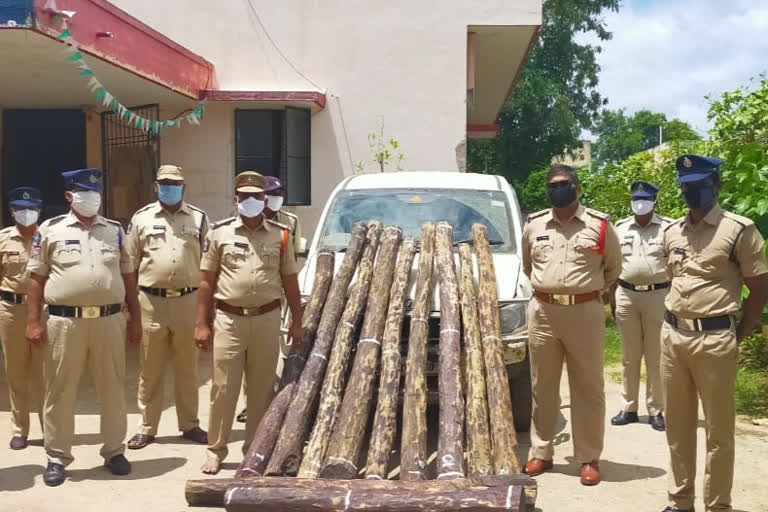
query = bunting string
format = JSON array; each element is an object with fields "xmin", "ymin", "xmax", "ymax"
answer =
[{"xmin": 53, "ymin": 16, "xmax": 205, "ymax": 135}]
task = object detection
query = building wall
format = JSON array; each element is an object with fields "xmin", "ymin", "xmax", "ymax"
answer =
[{"xmin": 110, "ymin": 0, "xmax": 540, "ymax": 236}]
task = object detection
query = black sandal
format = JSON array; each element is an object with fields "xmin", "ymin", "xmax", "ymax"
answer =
[
  {"xmin": 127, "ymin": 433, "xmax": 155, "ymax": 450},
  {"xmin": 182, "ymin": 427, "xmax": 208, "ymax": 444},
  {"xmin": 236, "ymin": 409, "xmax": 247, "ymax": 423}
]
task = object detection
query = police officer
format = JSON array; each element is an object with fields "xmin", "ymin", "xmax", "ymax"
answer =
[
  {"xmin": 0, "ymin": 187, "xmax": 44, "ymax": 450},
  {"xmin": 610, "ymin": 181, "xmax": 671, "ymax": 432},
  {"xmin": 195, "ymin": 171, "xmax": 303, "ymax": 475},
  {"xmin": 521, "ymin": 164, "xmax": 622, "ymax": 486},
  {"xmin": 125, "ymin": 165, "xmax": 209, "ymax": 450},
  {"xmin": 660, "ymin": 155, "xmax": 768, "ymax": 512},
  {"xmin": 236, "ymin": 175, "xmax": 302, "ymax": 424},
  {"xmin": 26, "ymin": 169, "xmax": 142, "ymax": 487}
]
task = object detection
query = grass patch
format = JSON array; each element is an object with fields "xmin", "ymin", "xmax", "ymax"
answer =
[
  {"xmin": 604, "ymin": 317, "xmax": 622, "ymax": 366},
  {"xmin": 735, "ymin": 367, "xmax": 768, "ymax": 418}
]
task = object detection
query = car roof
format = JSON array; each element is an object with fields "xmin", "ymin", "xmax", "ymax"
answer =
[{"xmin": 341, "ymin": 171, "xmax": 505, "ymax": 191}]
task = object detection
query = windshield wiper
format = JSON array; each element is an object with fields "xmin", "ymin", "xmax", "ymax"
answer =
[{"xmin": 453, "ymin": 239, "xmax": 504, "ymax": 246}]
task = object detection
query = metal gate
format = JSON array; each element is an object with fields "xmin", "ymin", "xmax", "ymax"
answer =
[{"xmin": 101, "ymin": 104, "xmax": 160, "ymax": 224}]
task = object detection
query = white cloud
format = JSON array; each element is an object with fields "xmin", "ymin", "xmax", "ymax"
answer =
[{"xmin": 581, "ymin": 0, "xmax": 768, "ymax": 135}]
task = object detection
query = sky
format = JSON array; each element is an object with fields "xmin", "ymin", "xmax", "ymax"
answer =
[{"xmin": 584, "ymin": 0, "xmax": 768, "ymax": 135}]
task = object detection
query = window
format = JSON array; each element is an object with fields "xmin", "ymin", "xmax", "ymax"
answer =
[{"xmin": 234, "ymin": 108, "xmax": 311, "ymax": 205}]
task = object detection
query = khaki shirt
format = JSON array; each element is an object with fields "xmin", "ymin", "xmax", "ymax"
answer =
[
  {"xmin": 200, "ymin": 216, "xmax": 298, "ymax": 307},
  {"xmin": 125, "ymin": 201, "xmax": 210, "ymax": 289},
  {"xmin": 28, "ymin": 212, "xmax": 132, "ymax": 306},
  {"xmin": 522, "ymin": 204, "xmax": 622, "ymax": 294},
  {"xmin": 275, "ymin": 210, "xmax": 302, "ymax": 256},
  {"xmin": 663, "ymin": 204, "xmax": 768, "ymax": 318},
  {"xmin": 0, "ymin": 225, "xmax": 35, "ymax": 294},
  {"xmin": 615, "ymin": 213, "xmax": 672, "ymax": 285}
]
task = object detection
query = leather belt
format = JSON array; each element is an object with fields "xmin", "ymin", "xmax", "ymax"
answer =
[
  {"xmin": 140, "ymin": 286, "xmax": 198, "ymax": 298},
  {"xmin": 664, "ymin": 311, "xmax": 732, "ymax": 331},
  {"xmin": 618, "ymin": 279, "xmax": 670, "ymax": 292},
  {"xmin": 533, "ymin": 290, "xmax": 600, "ymax": 306},
  {"xmin": 216, "ymin": 299, "xmax": 281, "ymax": 317},
  {"xmin": 48, "ymin": 304, "xmax": 122, "ymax": 319},
  {"xmin": 0, "ymin": 290, "xmax": 26, "ymax": 305}
]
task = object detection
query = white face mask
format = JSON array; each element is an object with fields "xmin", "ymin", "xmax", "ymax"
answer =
[
  {"xmin": 70, "ymin": 190, "xmax": 102, "ymax": 218},
  {"xmin": 237, "ymin": 196, "xmax": 265, "ymax": 218},
  {"xmin": 631, "ymin": 199, "xmax": 655, "ymax": 216},
  {"xmin": 13, "ymin": 209, "xmax": 39, "ymax": 227},
  {"xmin": 266, "ymin": 195, "xmax": 284, "ymax": 212}
]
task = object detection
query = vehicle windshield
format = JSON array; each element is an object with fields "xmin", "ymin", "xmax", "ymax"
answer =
[{"xmin": 317, "ymin": 188, "xmax": 516, "ymax": 252}]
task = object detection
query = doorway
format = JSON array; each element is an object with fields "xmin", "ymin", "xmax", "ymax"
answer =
[{"xmin": 1, "ymin": 109, "xmax": 87, "ymax": 225}]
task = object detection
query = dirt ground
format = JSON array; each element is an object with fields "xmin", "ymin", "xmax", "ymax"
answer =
[{"xmin": 1, "ymin": 347, "xmax": 767, "ymax": 512}]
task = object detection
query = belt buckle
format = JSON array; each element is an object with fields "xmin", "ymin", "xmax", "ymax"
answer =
[
  {"xmin": 166, "ymin": 289, "xmax": 182, "ymax": 298},
  {"xmin": 635, "ymin": 284, "xmax": 650, "ymax": 291},
  {"xmin": 552, "ymin": 294, "xmax": 572, "ymax": 306},
  {"xmin": 241, "ymin": 307, "xmax": 252, "ymax": 316},
  {"xmin": 81, "ymin": 306, "xmax": 100, "ymax": 319}
]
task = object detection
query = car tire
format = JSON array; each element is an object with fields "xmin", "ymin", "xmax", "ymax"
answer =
[{"xmin": 506, "ymin": 349, "xmax": 532, "ymax": 433}]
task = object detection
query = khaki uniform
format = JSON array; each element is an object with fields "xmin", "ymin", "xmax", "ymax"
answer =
[
  {"xmin": 662, "ymin": 204, "xmax": 767, "ymax": 511},
  {"xmin": 201, "ymin": 215, "xmax": 297, "ymax": 462},
  {"xmin": 0, "ymin": 226, "xmax": 44, "ymax": 437},
  {"xmin": 28, "ymin": 212, "xmax": 132, "ymax": 466},
  {"xmin": 522, "ymin": 205, "xmax": 622, "ymax": 463},
  {"xmin": 125, "ymin": 201, "xmax": 210, "ymax": 436},
  {"xmin": 614, "ymin": 213, "xmax": 671, "ymax": 416}
]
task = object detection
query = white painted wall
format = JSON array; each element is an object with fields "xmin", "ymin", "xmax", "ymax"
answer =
[{"xmin": 110, "ymin": 0, "xmax": 541, "ymax": 236}]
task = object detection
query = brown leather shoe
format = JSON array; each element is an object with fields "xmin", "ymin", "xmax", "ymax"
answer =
[
  {"xmin": 523, "ymin": 458, "xmax": 553, "ymax": 476},
  {"xmin": 580, "ymin": 460, "xmax": 601, "ymax": 486}
]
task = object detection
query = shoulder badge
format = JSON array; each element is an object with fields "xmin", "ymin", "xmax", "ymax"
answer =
[
  {"xmin": 31, "ymin": 232, "xmax": 42, "ymax": 257},
  {"xmin": 202, "ymin": 237, "xmax": 210, "ymax": 253},
  {"xmin": 212, "ymin": 217, "xmax": 236, "ymax": 230},
  {"xmin": 267, "ymin": 219, "xmax": 290, "ymax": 230},
  {"xmin": 526, "ymin": 209, "xmax": 548, "ymax": 223}
]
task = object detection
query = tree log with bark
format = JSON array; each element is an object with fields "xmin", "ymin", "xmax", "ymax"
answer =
[
  {"xmin": 319, "ymin": 226, "xmax": 403, "ymax": 479},
  {"xmin": 237, "ymin": 249, "xmax": 336, "ymax": 477},
  {"xmin": 434, "ymin": 222, "xmax": 465, "ymax": 480},
  {"xmin": 297, "ymin": 222, "xmax": 383, "ymax": 478},
  {"xmin": 399, "ymin": 222, "xmax": 435, "ymax": 481},
  {"xmin": 458, "ymin": 243, "xmax": 494, "ymax": 477},
  {"xmin": 365, "ymin": 239, "xmax": 417, "ymax": 480},
  {"xmin": 472, "ymin": 223, "xmax": 519, "ymax": 474},
  {"xmin": 265, "ymin": 223, "xmax": 368, "ymax": 476}
]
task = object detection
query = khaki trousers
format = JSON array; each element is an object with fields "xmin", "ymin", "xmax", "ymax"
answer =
[
  {"xmin": 137, "ymin": 291, "xmax": 200, "ymax": 436},
  {"xmin": 661, "ymin": 321, "xmax": 737, "ymax": 511},
  {"xmin": 614, "ymin": 286, "xmax": 666, "ymax": 415},
  {"xmin": 206, "ymin": 307, "xmax": 280, "ymax": 462},
  {"xmin": 0, "ymin": 301, "xmax": 44, "ymax": 437},
  {"xmin": 528, "ymin": 297, "xmax": 605, "ymax": 463},
  {"xmin": 44, "ymin": 314, "xmax": 127, "ymax": 466}
]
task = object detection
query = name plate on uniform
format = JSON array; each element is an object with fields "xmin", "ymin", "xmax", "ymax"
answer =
[
  {"xmin": 65, "ymin": 240, "xmax": 80, "ymax": 245},
  {"xmin": 234, "ymin": 242, "xmax": 249, "ymax": 249}
]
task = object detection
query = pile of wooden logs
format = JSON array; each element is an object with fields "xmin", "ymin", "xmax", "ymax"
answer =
[{"xmin": 186, "ymin": 221, "xmax": 536, "ymax": 511}]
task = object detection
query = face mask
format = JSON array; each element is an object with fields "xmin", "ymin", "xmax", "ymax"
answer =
[
  {"xmin": 13, "ymin": 209, "xmax": 39, "ymax": 227},
  {"xmin": 631, "ymin": 199, "xmax": 655, "ymax": 216},
  {"xmin": 237, "ymin": 196, "xmax": 265, "ymax": 218},
  {"xmin": 547, "ymin": 182, "xmax": 577, "ymax": 208},
  {"xmin": 70, "ymin": 190, "xmax": 102, "ymax": 217},
  {"xmin": 157, "ymin": 184, "xmax": 183, "ymax": 206},
  {"xmin": 682, "ymin": 185, "xmax": 717, "ymax": 210},
  {"xmin": 266, "ymin": 195, "xmax": 284, "ymax": 212}
]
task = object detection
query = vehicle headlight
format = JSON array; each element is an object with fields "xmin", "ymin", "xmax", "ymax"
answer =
[{"xmin": 499, "ymin": 302, "xmax": 527, "ymax": 336}]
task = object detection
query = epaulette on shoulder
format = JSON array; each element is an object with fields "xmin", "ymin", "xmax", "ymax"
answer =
[
  {"xmin": 0, "ymin": 226, "xmax": 14, "ymax": 234},
  {"xmin": 133, "ymin": 203, "xmax": 155, "ymax": 216},
  {"xmin": 186, "ymin": 203, "xmax": 205, "ymax": 215},
  {"xmin": 723, "ymin": 210, "xmax": 752, "ymax": 228},
  {"xmin": 615, "ymin": 217, "xmax": 632, "ymax": 226},
  {"xmin": 105, "ymin": 219, "xmax": 123, "ymax": 230},
  {"xmin": 267, "ymin": 219, "xmax": 290, "ymax": 230},
  {"xmin": 585, "ymin": 208, "xmax": 610, "ymax": 221},
  {"xmin": 659, "ymin": 216, "xmax": 674, "ymax": 223},
  {"xmin": 280, "ymin": 210, "xmax": 298, "ymax": 220},
  {"xmin": 663, "ymin": 217, "xmax": 685, "ymax": 232},
  {"xmin": 526, "ymin": 209, "xmax": 548, "ymax": 223},
  {"xmin": 212, "ymin": 217, "xmax": 236, "ymax": 230},
  {"xmin": 41, "ymin": 214, "xmax": 67, "ymax": 228}
]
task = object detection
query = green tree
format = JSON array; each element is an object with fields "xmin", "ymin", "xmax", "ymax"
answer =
[
  {"xmin": 592, "ymin": 109, "xmax": 701, "ymax": 167},
  {"xmin": 467, "ymin": 0, "xmax": 620, "ymax": 182}
]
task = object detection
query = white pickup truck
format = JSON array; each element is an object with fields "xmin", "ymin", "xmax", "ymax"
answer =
[{"xmin": 296, "ymin": 171, "xmax": 533, "ymax": 431}]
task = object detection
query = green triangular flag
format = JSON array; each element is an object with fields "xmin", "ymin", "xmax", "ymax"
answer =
[
  {"xmin": 96, "ymin": 88, "xmax": 106, "ymax": 101},
  {"xmin": 79, "ymin": 69, "xmax": 94, "ymax": 76},
  {"xmin": 53, "ymin": 15, "xmax": 62, "ymax": 25},
  {"xmin": 67, "ymin": 52, "xmax": 83, "ymax": 61},
  {"xmin": 111, "ymin": 99, "xmax": 119, "ymax": 111},
  {"xmin": 161, "ymin": 121, "xmax": 168, "ymax": 131},
  {"xmin": 57, "ymin": 28, "xmax": 71, "ymax": 40},
  {"xmin": 135, "ymin": 116, "xmax": 143, "ymax": 129}
]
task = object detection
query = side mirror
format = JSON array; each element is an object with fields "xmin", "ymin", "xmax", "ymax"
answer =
[{"xmin": 298, "ymin": 237, "xmax": 308, "ymax": 254}]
